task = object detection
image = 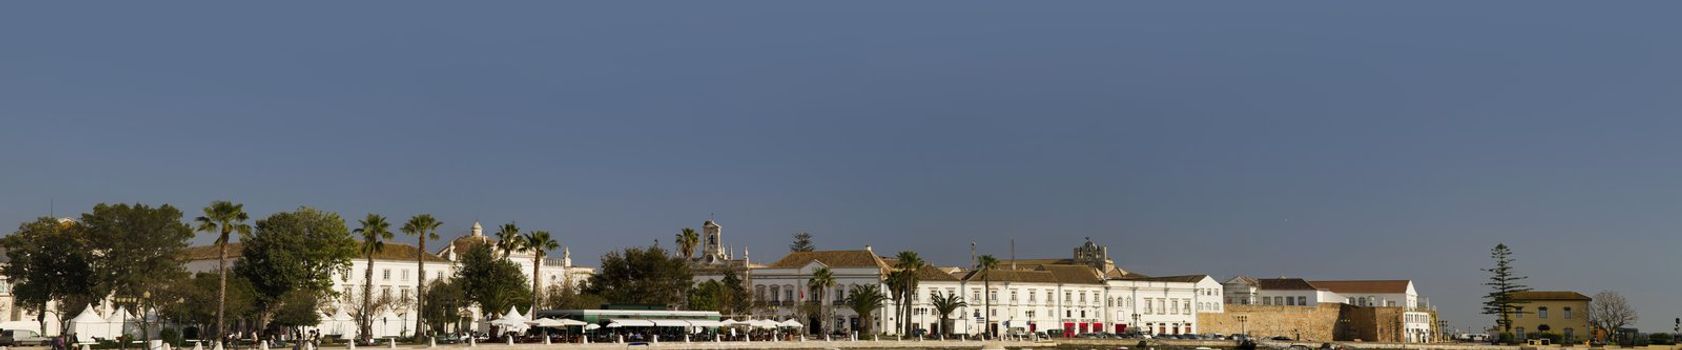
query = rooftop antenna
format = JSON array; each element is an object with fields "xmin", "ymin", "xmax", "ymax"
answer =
[
  {"xmin": 1010, "ymin": 238, "xmax": 1016, "ymax": 270},
  {"xmin": 970, "ymin": 241, "xmax": 977, "ymax": 269}
]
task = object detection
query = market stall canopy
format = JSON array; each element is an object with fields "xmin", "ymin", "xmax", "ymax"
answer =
[{"xmin": 686, "ymin": 320, "xmax": 725, "ymax": 327}]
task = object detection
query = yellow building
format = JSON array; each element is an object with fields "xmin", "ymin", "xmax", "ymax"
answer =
[{"xmin": 1507, "ymin": 291, "xmax": 1591, "ymax": 343}]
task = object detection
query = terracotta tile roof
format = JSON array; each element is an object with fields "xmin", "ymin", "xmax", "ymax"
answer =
[
  {"xmin": 913, "ymin": 265, "xmax": 961, "ymax": 281},
  {"xmin": 183, "ymin": 241, "xmax": 448, "ymax": 263},
  {"xmin": 1309, "ymin": 280, "xmax": 1411, "ymax": 294},
  {"xmin": 1257, "ymin": 278, "xmax": 1319, "ymax": 290},
  {"xmin": 961, "ymin": 269, "xmax": 1060, "ymax": 283},
  {"xmin": 1123, "ymin": 275, "xmax": 1210, "ymax": 283},
  {"xmin": 1510, "ymin": 291, "xmax": 1590, "ymax": 301},
  {"xmin": 765, "ymin": 250, "xmax": 889, "ymax": 270},
  {"xmin": 1040, "ymin": 265, "xmax": 1105, "ymax": 284}
]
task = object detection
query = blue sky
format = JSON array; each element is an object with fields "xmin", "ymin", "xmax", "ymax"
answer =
[{"xmin": 5, "ymin": 2, "xmax": 1681, "ymax": 331}]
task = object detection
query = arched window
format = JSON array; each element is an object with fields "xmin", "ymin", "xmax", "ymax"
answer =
[
  {"xmin": 769, "ymin": 285, "xmax": 781, "ymax": 301},
  {"xmin": 756, "ymin": 285, "xmax": 768, "ymax": 301},
  {"xmin": 1538, "ymin": 307, "xmax": 1549, "ymax": 319}
]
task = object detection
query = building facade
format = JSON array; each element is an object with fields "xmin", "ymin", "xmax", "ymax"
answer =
[{"xmin": 1506, "ymin": 291, "xmax": 1590, "ymax": 343}]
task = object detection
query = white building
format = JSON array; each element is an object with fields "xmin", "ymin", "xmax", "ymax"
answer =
[
  {"xmin": 739, "ymin": 238, "xmax": 1221, "ymax": 338},
  {"xmin": 182, "ymin": 221, "xmax": 595, "ymax": 338}
]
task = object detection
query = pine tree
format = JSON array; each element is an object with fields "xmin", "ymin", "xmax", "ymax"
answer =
[{"xmin": 1482, "ymin": 243, "xmax": 1531, "ymax": 336}]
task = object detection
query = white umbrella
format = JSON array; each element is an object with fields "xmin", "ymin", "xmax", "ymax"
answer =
[
  {"xmin": 778, "ymin": 319, "xmax": 803, "ymax": 328},
  {"xmin": 584, "ymin": 324, "xmax": 602, "ymax": 331},
  {"xmin": 720, "ymin": 319, "xmax": 743, "ymax": 326}
]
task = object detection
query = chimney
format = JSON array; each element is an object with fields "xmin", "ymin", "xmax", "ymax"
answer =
[{"xmin": 865, "ymin": 245, "xmax": 872, "ymax": 253}]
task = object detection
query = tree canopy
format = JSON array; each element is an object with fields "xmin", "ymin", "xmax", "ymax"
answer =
[
  {"xmin": 82, "ymin": 203, "xmax": 195, "ymax": 305},
  {"xmin": 455, "ymin": 243, "xmax": 532, "ymax": 316},
  {"xmin": 585, "ymin": 246, "xmax": 692, "ymax": 307},
  {"xmin": 1, "ymin": 217, "xmax": 97, "ymax": 334},
  {"xmin": 235, "ymin": 207, "xmax": 358, "ymax": 335}
]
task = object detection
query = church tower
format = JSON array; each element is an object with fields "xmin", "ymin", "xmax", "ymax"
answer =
[{"xmin": 701, "ymin": 220, "xmax": 727, "ymax": 263}]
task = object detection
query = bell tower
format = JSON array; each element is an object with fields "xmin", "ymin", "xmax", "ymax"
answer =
[{"xmin": 701, "ymin": 220, "xmax": 726, "ymax": 263}]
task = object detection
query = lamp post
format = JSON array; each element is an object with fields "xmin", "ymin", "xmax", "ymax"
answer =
[{"xmin": 1131, "ymin": 314, "xmax": 1140, "ymax": 336}]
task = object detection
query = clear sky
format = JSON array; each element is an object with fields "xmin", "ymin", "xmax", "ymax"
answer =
[{"xmin": 5, "ymin": 2, "xmax": 1681, "ymax": 332}]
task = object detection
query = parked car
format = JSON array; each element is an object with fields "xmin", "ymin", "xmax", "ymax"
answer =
[
  {"xmin": 0, "ymin": 329, "xmax": 48, "ymax": 346},
  {"xmin": 1272, "ymin": 336, "xmax": 1295, "ymax": 341}
]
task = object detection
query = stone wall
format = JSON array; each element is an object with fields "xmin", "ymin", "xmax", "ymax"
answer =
[
  {"xmin": 1197, "ymin": 304, "xmax": 1342, "ymax": 340},
  {"xmin": 1199, "ymin": 304, "xmax": 1435, "ymax": 342}
]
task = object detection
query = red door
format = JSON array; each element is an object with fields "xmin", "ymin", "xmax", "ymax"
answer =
[
  {"xmin": 1079, "ymin": 323, "xmax": 1088, "ymax": 334},
  {"xmin": 1029, "ymin": 323, "xmax": 1037, "ymax": 332},
  {"xmin": 1063, "ymin": 323, "xmax": 1074, "ymax": 337},
  {"xmin": 1116, "ymin": 324, "xmax": 1126, "ymax": 334},
  {"xmin": 1094, "ymin": 323, "xmax": 1103, "ymax": 334}
]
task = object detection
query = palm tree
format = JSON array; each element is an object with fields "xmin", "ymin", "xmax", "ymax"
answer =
[
  {"xmin": 355, "ymin": 214, "xmax": 393, "ymax": 342},
  {"xmin": 194, "ymin": 201, "xmax": 251, "ymax": 341},
  {"xmin": 884, "ymin": 271, "xmax": 908, "ymax": 336},
  {"xmin": 975, "ymin": 255, "xmax": 999, "ymax": 338},
  {"xmin": 523, "ymin": 230, "xmax": 559, "ymax": 312},
  {"xmin": 401, "ymin": 214, "xmax": 442, "ymax": 338},
  {"xmin": 675, "ymin": 227, "xmax": 700, "ymax": 261},
  {"xmin": 842, "ymin": 285, "xmax": 889, "ymax": 335},
  {"xmin": 807, "ymin": 267, "xmax": 836, "ymax": 336},
  {"xmin": 495, "ymin": 223, "xmax": 523, "ymax": 259},
  {"xmin": 929, "ymin": 290, "xmax": 967, "ymax": 336},
  {"xmin": 893, "ymin": 251, "xmax": 925, "ymax": 335}
]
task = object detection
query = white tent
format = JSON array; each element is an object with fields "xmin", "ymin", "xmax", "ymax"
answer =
[
  {"xmin": 68, "ymin": 307, "xmax": 112, "ymax": 340},
  {"xmin": 371, "ymin": 310, "xmax": 404, "ymax": 339},
  {"xmin": 778, "ymin": 319, "xmax": 802, "ymax": 328},
  {"xmin": 501, "ymin": 306, "xmax": 526, "ymax": 322}
]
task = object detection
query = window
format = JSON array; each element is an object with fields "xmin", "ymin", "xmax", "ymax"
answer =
[
  {"xmin": 1144, "ymin": 298, "xmax": 1154, "ymax": 314},
  {"xmin": 1514, "ymin": 307, "xmax": 1524, "ymax": 319},
  {"xmin": 1297, "ymin": 296, "xmax": 1307, "ymax": 306},
  {"xmin": 1157, "ymin": 299, "xmax": 1166, "ymax": 315},
  {"xmin": 401, "ymin": 269, "xmax": 409, "ymax": 281},
  {"xmin": 1286, "ymin": 297, "xmax": 1296, "ymax": 306},
  {"xmin": 382, "ymin": 269, "xmax": 391, "ymax": 281},
  {"xmin": 1064, "ymin": 291, "xmax": 1072, "ymax": 303},
  {"xmin": 1010, "ymin": 290, "xmax": 1018, "ymax": 302},
  {"xmin": 1538, "ymin": 307, "xmax": 1548, "ymax": 319},
  {"xmin": 1029, "ymin": 290, "xmax": 1037, "ymax": 302},
  {"xmin": 1564, "ymin": 307, "xmax": 1574, "ymax": 319}
]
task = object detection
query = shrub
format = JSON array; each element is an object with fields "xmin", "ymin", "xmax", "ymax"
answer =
[
  {"xmin": 160, "ymin": 328, "xmax": 183, "ymax": 345},
  {"xmin": 1649, "ymin": 333, "xmax": 1675, "ymax": 345}
]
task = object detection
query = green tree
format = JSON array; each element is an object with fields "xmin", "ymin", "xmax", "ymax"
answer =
[
  {"xmin": 83, "ymin": 203, "xmax": 194, "ymax": 345},
  {"xmin": 419, "ymin": 279, "xmax": 468, "ymax": 335},
  {"xmin": 675, "ymin": 228, "xmax": 700, "ymax": 260},
  {"xmin": 270, "ymin": 290, "xmax": 322, "ymax": 333},
  {"xmin": 401, "ymin": 214, "xmax": 443, "ymax": 337},
  {"xmin": 892, "ymin": 251, "xmax": 925, "ymax": 335},
  {"xmin": 544, "ymin": 283, "xmax": 606, "ymax": 310},
  {"xmin": 1482, "ymin": 243, "xmax": 1530, "ymax": 336},
  {"xmin": 158, "ymin": 272, "xmax": 255, "ymax": 339},
  {"xmin": 687, "ymin": 280, "xmax": 726, "ymax": 312},
  {"xmin": 194, "ymin": 201, "xmax": 252, "ymax": 339},
  {"xmin": 807, "ymin": 267, "xmax": 835, "ymax": 335},
  {"xmin": 523, "ymin": 230, "xmax": 559, "ymax": 311},
  {"xmin": 720, "ymin": 270, "xmax": 751, "ymax": 316},
  {"xmin": 1, "ymin": 218, "xmax": 97, "ymax": 335},
  {"xmin": 585, "ymin": 246, "xmax": 693, "ymax": 307},
  {"xmin": 354, "ymin": 214, "xmax": 393, "ymax": 341},
  {"xmin": 236, "ymin": 207, "xmax": 357, "ymax": 338},
  {"xmin": 975, "ymin": 255, "xmax": 999, "ymax": 337},
  {"xmin": 928, "ymin": 290, "xmax": 966, "ymax": 336},
  {"xmin": 495, "ymin": 223, "xmax": 524, "ymax": 259},
  {"xmin": 455, "ymin": 243, "xmax": 532, "ymax": 317},
  {"xmin": 843, "ymin": 285, "xmax": 888, "ymax": 335},
  {"xmin": 789, "ymin": 232, "xmax": 815, "ymax": 252}
]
